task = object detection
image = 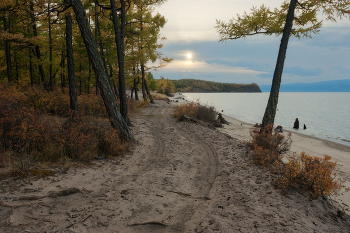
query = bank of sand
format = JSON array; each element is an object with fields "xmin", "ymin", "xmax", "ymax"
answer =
[
  {"xmin": 200, "ymin": 101, "xmax": 350, "ymax": 215},
  {"xmin": 172, "ymin": 92, "xmax": 350, "ymax": 213},
  {"xmin": 1, "ymin": 96, "xmax": 350, "ymax": 232}
]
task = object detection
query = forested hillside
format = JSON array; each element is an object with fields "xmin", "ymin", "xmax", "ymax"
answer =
[{"xmin": 172, "ymin": 79, "xmax": 261, "ymax": 93}]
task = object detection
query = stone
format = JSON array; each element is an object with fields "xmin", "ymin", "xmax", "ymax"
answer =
[{"xmin": 275, "ymin": 125, "xmax": 283, "ymax": 133}]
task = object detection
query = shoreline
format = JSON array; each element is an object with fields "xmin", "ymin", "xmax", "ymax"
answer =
[
  {"xmin": 180, "ymin": 92, "xmax": 350, "ymax": 148},
  {"xmin": 171, "ymin": 92, "xmax": 350, "ymax": 214}
]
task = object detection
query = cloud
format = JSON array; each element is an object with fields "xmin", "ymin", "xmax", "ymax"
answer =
[
  {"xmin": 151, "ymin": 23, "xmax": 350, "ymax": 86},
  {"xmin": 158, "ymin": 59, "xmax": 267, "ymax": 76},
  {"xmin": 155, "ymin": 0, "xmax": 283, "ymax": 43}
]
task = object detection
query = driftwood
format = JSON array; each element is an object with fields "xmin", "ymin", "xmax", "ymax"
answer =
[
  {"xmin": 180, "ymin": 115, "xmax": 197, "ymax": 123},
  {"xmin": 180, "ymin": 115, "xmax": 221, "ymax": 130}
]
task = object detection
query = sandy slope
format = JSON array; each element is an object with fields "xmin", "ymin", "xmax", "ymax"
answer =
[
  {"xmin": 1, "ymin": 100, "xmax": 350, "ymax": 232},
  {"xmin": 218, "ymin": 113, "xmax": 350, "ymax": 216}
]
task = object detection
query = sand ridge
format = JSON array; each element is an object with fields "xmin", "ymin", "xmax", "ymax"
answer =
[{"xmin": 1, "ymin": 99, "xmax": 350, "ymax": 232}]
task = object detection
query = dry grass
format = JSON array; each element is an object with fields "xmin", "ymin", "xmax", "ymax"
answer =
[
  {"xmin": 151, "ymin": 91, "xmax": 168, "ymax": 100},
  {"xmin": 247, "ymin": 124, "xmax": 347, "ymax": 198},
  {"xmin": 174, "ymin": 102, "xmax": 218, "ymax": 125},
  {"xmin": 0, "ymin": 83, "xmax": 132, "ymax": 177}
]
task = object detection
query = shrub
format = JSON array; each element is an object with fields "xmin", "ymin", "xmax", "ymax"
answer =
[
  {"xmin": 196, "ymin": 104, "xmax": 217, "ymax": 124},
  {"xmin": 0, "ymin": 83, "xmax": 130, "ymax": 175},
  {"xmin": 128, "ymin": 99, "xmax": 139, "ymax": 113},
  {"xmin": 137, "ymin": 98, "xmax": 150, "ymax": 108},
  {"xmin": 247, "ymin": 124, "xmax": 347, "ymax": 198},
  {"xmin": 272, "ymin": 152, "xmax": 346, "ymax": 198},
  {"xmin": 174, "ymin": 102, "xmax": 198, "ymax": 120},
  {"xmin": 96, "ymin": 125, "xmax": 127, "ymax": 157},
  {"xmin": 78, "ymin": 94, "xmax": 106, "ymax": 117},
  {"xmin": 174, "ymin": 102, "xmax": 218, "ymax": 124},
  {"xmin": 247, "ymin": 124, "xmax": 291, "ymax": 165}
]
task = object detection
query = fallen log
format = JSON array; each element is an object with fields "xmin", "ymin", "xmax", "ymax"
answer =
[{"xmin": 180, "ymin": 115, "xmax": 197, "ymax": 123}]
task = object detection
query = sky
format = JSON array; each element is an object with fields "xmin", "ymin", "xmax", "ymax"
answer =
[{"xmin": 150, "ymin": 0, "xmax": 350, "ymax": 86}]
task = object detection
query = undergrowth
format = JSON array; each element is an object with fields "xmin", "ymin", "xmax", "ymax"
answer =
[
  {"xmin": 247, "ymin": 124, "xmax": 347, "ymax": 199},
  {"xmin": 0, "ymin": 83, "xmax": 136, "ymax": 177}
]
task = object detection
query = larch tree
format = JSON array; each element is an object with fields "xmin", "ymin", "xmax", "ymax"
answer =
[
  {"xmin": 30, "ymin": 1, "xmax": 47, "ymax": 88},
  {"xmin": 66, "ymin": 12, "xmax": 78, "ymax": 111},
  {"xmin": 132, "ymin": 0, "xmax": 172, "ymax": 103},
  {"xmin": 109, "ymin": 0, "xmax": 132, "ymax": 126},
  {"xmin": 69, "ymin": 0, "xmax": 132, "ymax": 140},
  {"xmin": 216, "ymin": 0, "xmax": 350, "ymax": 130},
  {"xmin": 2, "ymin": 14, "xmax": 12, "ymax": 82}
]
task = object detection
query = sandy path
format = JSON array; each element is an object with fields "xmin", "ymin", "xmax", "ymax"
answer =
[{"xmin": 1, "ymin": 100, "xmax": 350, "ymax": 232}]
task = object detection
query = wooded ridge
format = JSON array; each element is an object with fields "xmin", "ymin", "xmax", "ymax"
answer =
[{"xmin": 171, "ymin": 79, "xmax": 261, "ymax": 93}]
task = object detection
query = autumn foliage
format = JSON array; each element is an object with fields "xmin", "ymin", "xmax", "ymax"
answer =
[
  {"xmin": 248, "ymin": 124, "xmax": 291, "ymax": 166},
  {"xmin": 174, "ymin": 102, "xmax": 218, "ymax": 125},
  {"xmin": 0, "ymin": 83, "xmax": 131, "ymax": 174},
  {"xmin": 272, "ymin": 152, "xmax": 346, "ymax": 198},
  {"xmin": 248, "ymin": 124, "xmax": 346, "ymax": 198}
]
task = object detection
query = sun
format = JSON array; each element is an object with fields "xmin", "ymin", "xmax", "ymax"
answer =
[{"xmin": 186, "ymin": 53, "xmax": 192, "ymax": 59}]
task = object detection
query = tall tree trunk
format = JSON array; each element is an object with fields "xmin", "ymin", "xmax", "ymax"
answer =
[
  {"xmin": 94, "ymin": 0, "xmax": 99, "ymax": 96},
  {"xmin": 79, "ymin": 62, "xmax": 82, "ymax": 95},
  {"xmin": 110, "ymin": 0, "xmax": 132, "ymax": 126},
  {"xmin": 29, "ymin": 48, "xmax": 34, "ymax": 85},
  {"xmin": 261, "ymin": 0, "xmax": 297, "ymax": 131},
  {"xmin": 140, "ymin": 14, "xmax": 147, "ymax": 100},
  {"xmin": 66, "ymin": 13, "xmax": 78, "ymax": 112},
  {"xmin": 96, "ymin": 17, "xmax": 114, "ymax": 94},
  {"xmin": 14, "ymin": 51, "xmax": 19, "ymax": 82},
  {"xmin": 71, "ymin": 0, "xmax": 132, "ymax": 140},
  {"xmin": 113, "ymin": 82, "xmax": 119, "ymax": 99},
  {"xmin": 134, "ymin": 77, "xmax": 139, "ymax": 101},
  {"xmin": 49, "ymin": 1, "xmax": 53, "ymax": 91},
  {"xmin": 144, "ymin": 78, "xmax": 154, "ymax": 104},
  {"xmin": 88, "ymin": 58, "xmax": 91, "ymax": 94},
  {"xmin": 30, "ymin": 1, "xmax": 47, "ymax": 88},
  {"xmin": 60, "ymin": 50, "xmax": 66, "ymax": 90},
  {"xmin": 141, "ymin": 64, "xmax": 147, "ymax": 100},
  {"xmin": 3, "ymin": 16, "xmax": 12, "ymax": 82}
]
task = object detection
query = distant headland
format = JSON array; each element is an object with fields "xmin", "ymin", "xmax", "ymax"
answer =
[
  {"xmin": 172, "ymin": 79, "xmax": 262, "ymax": 93},
  {"xmin": 260, "ymin": 79, "xmax": 350, "ymax": 92}
]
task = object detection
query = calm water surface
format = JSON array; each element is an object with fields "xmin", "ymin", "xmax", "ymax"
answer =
[{"xmin": 182, "ymin": 92, "xmax": 350, "ymax": 146}]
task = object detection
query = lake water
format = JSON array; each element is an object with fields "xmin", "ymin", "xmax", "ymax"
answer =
[{"xmin": 182, "ymin": 92, "xmax": 350, "ymax": 146}]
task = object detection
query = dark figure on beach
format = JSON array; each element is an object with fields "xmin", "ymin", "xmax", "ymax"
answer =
[
  {"xmin": 293, "ymin": 118, "xmax": 299, "ymax": 129},
  {"xmin": 303, "ymin": 124, "xmax": 307, "ymax": 130}
]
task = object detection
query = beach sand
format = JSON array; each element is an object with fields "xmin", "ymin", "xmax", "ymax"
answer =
[
  {"xmin": 213, "ymin": 104, "xmax": 350, "ymax": 215},
  {"xmin": 1, "ymin": 96, "xmax": 350, "ymax": 232}
]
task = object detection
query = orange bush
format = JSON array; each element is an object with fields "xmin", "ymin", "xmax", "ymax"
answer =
[
  {"xmin": 174, "ymin": 102, "xmax": 198, "ymax": 120},
  {"xmin": 248, "ymin": 124, "xmax": 291, "ymax": 165},
  {"xmin": 272, "ymin": 152, "xmax": 346, "ymax": 198},
  {"xmin": 174, "ymin": 102, "xmax": 218, "ymax": 124},
  {"xmin": 137, "ymin": 98, "xmax": 150, "ymax": 108}
]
